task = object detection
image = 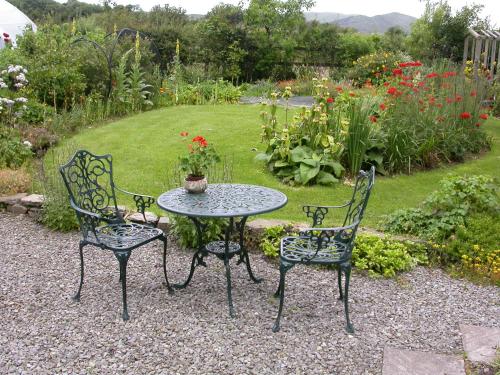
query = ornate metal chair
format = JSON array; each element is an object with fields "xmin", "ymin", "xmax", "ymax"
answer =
[
  {"xmin": 60, "ymin": 150, "xmax": 173, "ymax": 321},
  {"xmin": 272, "ymin": 166, "xmax": 375, "ymax": 333}
]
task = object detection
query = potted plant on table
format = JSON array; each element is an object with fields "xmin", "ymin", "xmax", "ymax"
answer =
[{"xmin": 179, "ymin": 132, "xmax": 220, "ymax": 193}]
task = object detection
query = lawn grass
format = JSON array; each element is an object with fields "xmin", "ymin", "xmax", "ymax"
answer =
[{"xmin": 62, "ymin": 104, "xmax": 500, "ymax": 227}]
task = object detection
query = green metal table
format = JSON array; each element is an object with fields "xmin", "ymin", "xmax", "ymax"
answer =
[{"xmin": 157, "ymin": 184, "xmax": 287, "ymax": 317}]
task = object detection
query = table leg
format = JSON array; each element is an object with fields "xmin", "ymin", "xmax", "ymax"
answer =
[
  {"xmin": 237, "ymin": 216, "xmax": 263, "ymax": 283},
  {"xmin": 225, "ymin": 218, "xmax": 235, "ymax": 317},
  {"xmin": 173, "ymin": 217, "xmax": 207, "ymax": 289}
]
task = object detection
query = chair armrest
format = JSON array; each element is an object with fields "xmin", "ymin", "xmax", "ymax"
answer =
[
  {"xmin": 69, "ymin": 200, "xmax": 103, "ymax": 244},
  {"xmin": 70, "ymin": 200, "xmax": 102, "ymax": 221},
  {"xmin": 302, "ymin": 201, "xmax": 352, "ymax": 226},
  {"xmin": 115, "ymin": 186, "xmax": 155, "ymax": 215}
]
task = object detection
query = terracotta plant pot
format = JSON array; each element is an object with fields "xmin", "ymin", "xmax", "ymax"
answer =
[{"xmin": 184, "ymin": 175, "xmax": 208, "ymax": 194}]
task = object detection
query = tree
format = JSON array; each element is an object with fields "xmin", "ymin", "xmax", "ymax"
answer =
[
  {"xmin": 243, "ymin": 0, "xmax": 314, "ymax": 80},
  {"xmin": 407, "ymin": 0, "xmax": 490, "ymax": 61}
]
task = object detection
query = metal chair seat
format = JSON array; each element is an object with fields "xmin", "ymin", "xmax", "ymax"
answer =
[
  {"xmin": 89, "ymin": 223, "xmax": 164, "ymax": 251},
  {"xmin": 280, "ymin": 236, "xmax": 347, "ymax": 264}
]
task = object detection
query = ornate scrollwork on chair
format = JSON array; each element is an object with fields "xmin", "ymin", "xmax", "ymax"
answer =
[
  {"xmin": 60, "ymin": 150, "xmax": 173, "ymax": 321},
  {"xmin": 273, "ymin": 166, "xmax": 375, "ymax": 334}
]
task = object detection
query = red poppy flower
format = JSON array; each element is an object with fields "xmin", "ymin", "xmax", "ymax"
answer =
[
  {"xmin": 470, "ymin": 90, "xmax": 477, "ymax": 97},
  {"xmin": 426, "ymin": 72, "xmax": 438, "ymax": 79},
  {"xmin": 455, "ymin": 95, "xmax": 462, "ymax": 102},
  {"xmin": 370, "ymin": 115, "xmax": 377, "ymax": 123},
  {"xmin": 379, "ymin": 103, "xmax": 386, "ymax": 111},
  {"xmin": 459, "ymin": 112, "xmax": 471, "ymax": 120},
  {"xmin": 326, "ymin": 97, "xmax": 334, "ymax": 103},
  {"xmin": 411, "ymin": 61, "xmax": 423, "ymax": 67},
  {"xmin": 383, "ymin": 82, "xmax": 390, "ymax": 87},
  {"xmin": 399, "ymin": 62, "xmax": 410, "ymax": 68},
  {"xmin": 349, "ymin": 92, "xmax": 356, "ymax": 97},
  {"xmin": 479, "ymin": 114, "xmax": 488, "ymax": 120},
  {"xmin": 442, "ymin": 71, "xmax": 457, "ymax": 78},
  {"xmin": 475, "ymin": 123, "xmax": 480, "ymax": 127},
  {"xmin": 335, "ymin": 86, "xmax": 343, "ymax": 92},
  {"xmin": 446, "ymin": 98, "xmax": 453, "ymax": 104},
  {"xmin": 392, "ymin": 68, "xmax": 403, "ymax": 76},
  {"xmin": 180, "ymin": 131, "xmax": 189, "ymax": 137},
  {"xmin": 387, "ymin": 87, "xmax": 397, "ymax": 95}
]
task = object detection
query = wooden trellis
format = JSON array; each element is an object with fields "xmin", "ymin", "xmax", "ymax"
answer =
[{"xmin": 463, "ymin": 28, "xmax": 500, "ymax": 81}]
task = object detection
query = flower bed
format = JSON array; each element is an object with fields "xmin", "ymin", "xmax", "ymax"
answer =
[{"xmin": 257, "ymin": 62, "xmax": 492, "ymax": 185}]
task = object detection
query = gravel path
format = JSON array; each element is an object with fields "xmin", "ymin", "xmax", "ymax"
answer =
[{"xmin": 1, "ymin": 213, "xmax": 498, "ymax": 374}]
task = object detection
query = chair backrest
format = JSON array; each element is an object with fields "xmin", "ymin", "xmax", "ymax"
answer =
[
  {"xmin": 60, "ymin": 150, "xmax": 118, "ymax": 220},
  {"xmin": 343, "ymin": 166, "xmax": 375, "ymax": 228}
]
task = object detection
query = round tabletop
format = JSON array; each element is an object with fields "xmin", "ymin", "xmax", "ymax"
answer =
[{"xmin": 157, "ymin": 184, "xmax": 288, "ymax": 218}]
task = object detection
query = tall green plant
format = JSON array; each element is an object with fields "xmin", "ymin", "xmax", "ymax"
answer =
[
  {"xmin": 39, "ymin": 143, "xmax": 79, "ymax": 231},
  {"xmin": 346, "ymin": 99, "xmax": 373, "ymax": 175},
  {"xmin": 126, "ymin": 32, "xmax": 152, "ymax": 112}
]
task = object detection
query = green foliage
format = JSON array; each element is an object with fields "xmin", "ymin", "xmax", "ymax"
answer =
[
  {"xmin": 39, "ymin": 144, "xmax": 79, "ymax": 232},
  {"xmin": 170, "ymin": 215, "xmax": 226, "ymax": 249},
  {"xmin": 384, "ymin": 175, "xmax": 499, "ymax": 240},
  {"xmin": 0, "ymin": 128, "xmax": 32, "ymax": 169},
  {"xmin": 353, "ymin": 235, "xmax": 428, "ymax": 277},
  {"xmin": 178, "ymin": 135, "xmax": 220, "ymax": 177},
  {"xmin": 407, "ymin": 1, "xmax": 489, "ymax": 61},
  {"xmin": 379, "ymin": 62, "xmax": 491, "ymax": 173},
  {"xmin": 259, "ymin": 225, "xmax": 296, "ymax": 258},
  {"xmin": 444, "ymin": 213, "xmax": 500, "ymax": 284},
  {"xmin": 348, "ymin": 50, "xmax": 410, "ymax": 87}
]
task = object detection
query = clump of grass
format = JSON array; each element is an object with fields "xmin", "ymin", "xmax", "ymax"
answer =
[{"xmin": 0, "ymin": 168, "xmax": 31, "ymax": 195}]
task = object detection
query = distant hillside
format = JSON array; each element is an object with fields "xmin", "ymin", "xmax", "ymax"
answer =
[
  {"xmin": 304, "ymin": 12, "xmax": 353, "ymax": 23},
  {"xmin": 305, "ymin": 12, "xmax": 416, "ymax": 34}
]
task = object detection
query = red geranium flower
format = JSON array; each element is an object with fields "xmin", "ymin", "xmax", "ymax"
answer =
[
  {"xmin": 479, "ymin": 114, "xmax": 488, "ymax": 120},
  {"xmin": 326, "ymin": 97, "xmax": 334, "ymax": 103},
  {"xmin": 459, "ymin": 112, "xmax": 471, "ymax": 120}
]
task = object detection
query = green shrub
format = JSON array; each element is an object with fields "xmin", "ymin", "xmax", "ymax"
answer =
[
  {"xmin": 348, "ymin": 50, "xmax": 410, "ymax": 87},
  {"xmin": 0, "ymin": 128, "xmax": 33, "ymax": 169},
  {"xmin": 435, "ymin": 213, "xmax": 500, "ymax": 284},
  {"xmin": 384, "ymin": 175, "xmax": 499, "ymax": 240},
  {"xmin": 39, "ymin": 145, "xmax": 79, "ymax": 231},
  {"xmin": 170, "ymin": 215, "xmax": 227, "ymax": 249},
  {"xmin": 353, "ymin": 235, "xmax": 428, "ymax": 277},
  {"xmin": 259, "ymin": 225, "xmax": 296, "ymax": 258}
]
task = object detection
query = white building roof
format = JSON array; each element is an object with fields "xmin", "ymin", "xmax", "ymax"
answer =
[{"xmin": 0, "ymin": 0, "xmax": 37, "ymax": 48}]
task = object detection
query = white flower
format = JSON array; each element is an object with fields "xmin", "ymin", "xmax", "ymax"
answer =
[
  {"xmin": 23, "ymin": 140, "xmax": 32, "ymax": 148},
  {"xmin": 15, "ymin": 97, "xmax": 28, "ymax": 103},
  {"xmin": 3, "ymin": 98, "xmax": 14, "ymax": 107},
  {"xmin": 0, "ymin": 82, "xmax": 6, "ymax": 89}
]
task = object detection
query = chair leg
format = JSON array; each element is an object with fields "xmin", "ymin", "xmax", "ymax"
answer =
[
  {"xmin": 161, "ymin": 236, "xmax": 174, "ymax": 295},
  {"xmin": 272, "ymin": 262, "xmax": 293, "ymax": 333},
  {"xmin": 115, "ymin": 251, "xmax": 131, "ymax": 321},
  {"xmin": 341, "ymin": 263, "xmax": 354, "ymax": 333},
  {"xmin": 337, "ymin": 265, "xmax": 343, "ymax": 301},
  {"xmin": 73, "ymin": 242, "xmax": 85, "ymax": 302}
]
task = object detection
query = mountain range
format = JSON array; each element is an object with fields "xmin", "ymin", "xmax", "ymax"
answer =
[{"xmin": 304, "ymin": 12, "xmax": 417, "ymax": 34}]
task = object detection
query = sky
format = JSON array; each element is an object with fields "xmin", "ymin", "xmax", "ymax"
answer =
[{"xmin": 55, "ymin": 0, "xmax": 500, "ymax": 22}]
